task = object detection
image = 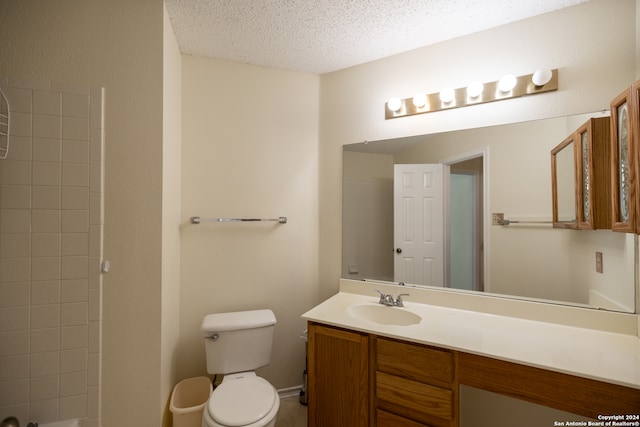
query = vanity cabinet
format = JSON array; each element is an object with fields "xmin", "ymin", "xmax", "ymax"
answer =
[
  {"xmin": 375, "ymin": 337, "xmax": 457, "ymax": 427},
  {"xmin": 308, "ymin": 322, "xmax": 458, "ymax": 427},
  {"xmin": 551, "ymin": 117, "xmax": 611, "ymax": 230},
  {"xmin": 308, "ymin": 321, "xmax": 640, "ymax": 426},
  {"xmin": 307, "ymin": 323, "xmax": 369, "ymax": 427}
]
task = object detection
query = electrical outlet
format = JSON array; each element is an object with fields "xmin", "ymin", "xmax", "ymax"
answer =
[
  {"xmin": 492, "ymin": 213, "xmax": 504, "ymax": 225},
  {"xmin": 595, "ymin": 252, "xmax": 603, "ymax": 273}
]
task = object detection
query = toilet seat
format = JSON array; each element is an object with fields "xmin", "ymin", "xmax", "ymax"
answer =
[{"xmin": 206, "ymin": 376, "xmax": 277, "ymax": 426}]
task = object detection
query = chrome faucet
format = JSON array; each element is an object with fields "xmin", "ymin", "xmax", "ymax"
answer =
[
  {"xmin": 395, "ymin": 293, "xmax": 410, "ymax": 307},
  {"xmin": 375, "ymin": 290, "xmax": 410, "ymax": 307}
]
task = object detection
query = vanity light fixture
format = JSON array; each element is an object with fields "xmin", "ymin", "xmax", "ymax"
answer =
[
  {"xmin": 412, "ymin": 92, "xmax": 428, "ymax": 108},
  {"xmin": 532, "ymin": 68, "xmax": 553, "ymax": 86},
  {"xmin": 439, "ymin": 87, "xmax": 455, "ymax": 104},
  {"xmin": 467, "ymin": 81, "xmax": 484, "ymax": 99},
  {"xmin": 385, "ymin": 68, "xmax": 558, "ymax": 119},
  {"xmin": 497, "ymin": 74, "xmax": 517, "ymax": 93},
  {"xmin": 387, "ymin": 96, "xmax": 403, "ymax": 112}
]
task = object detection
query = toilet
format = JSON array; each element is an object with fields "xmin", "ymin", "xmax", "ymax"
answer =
[{"xmin": 201, "ymin": 309, "xmax": 280, "ymax": 427}]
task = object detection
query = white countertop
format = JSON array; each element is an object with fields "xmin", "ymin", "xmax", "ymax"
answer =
[{"xmin": 302, "ymin": 289, "xmax": 640, "ymax": 390}]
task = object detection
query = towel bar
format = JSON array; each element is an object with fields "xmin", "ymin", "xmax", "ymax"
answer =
[{"xmin": 190, "ymin": 216, "xmax": 287, "ymax": 224}]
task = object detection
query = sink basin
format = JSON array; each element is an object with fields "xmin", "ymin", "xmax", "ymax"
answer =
[{"xmin": 347, "ymin": 304, "xmax": 422, "ymax": 326}]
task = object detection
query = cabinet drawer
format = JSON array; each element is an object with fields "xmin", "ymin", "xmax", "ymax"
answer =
[
  {"xmin": 377, "ymin": 371, "xmax": 453, "ymax": 421},
  {"xmin": 377, "ymin": 337, "xmax": 454, "ymax": 388},
  {"xmin": 377, "ymin": 409, "xmax": 435, "ymax": 427}
]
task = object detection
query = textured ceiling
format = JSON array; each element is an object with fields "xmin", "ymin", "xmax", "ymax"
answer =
[{"xmin": 165, "ymin": 0, "xmax": 589, "ymax": 74}]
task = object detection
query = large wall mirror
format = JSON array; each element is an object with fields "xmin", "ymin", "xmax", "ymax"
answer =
[{"xmin": 342, "ymin": 112, "xmax": 636, "ymax": 313}]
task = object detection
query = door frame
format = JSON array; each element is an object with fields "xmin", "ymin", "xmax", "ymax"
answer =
[{"xmin": 442, "ymin": 147, "xmax": 490, "ymax": 292}]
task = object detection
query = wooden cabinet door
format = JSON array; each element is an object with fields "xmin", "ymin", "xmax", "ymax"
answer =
[
  {"xmin": 633, "ymin": 80, "xmax": 640, "ymax": 233},
  {"xmin": 610, "ymin": 87, "xmax": 636, "ymax": 232},
  {"xmin": 307, "ymin": 322, "xmax": 369, "ymax": 427},
  {"xmin": 551, "ymin": 134, "xmax": 578, "ymax": 229},
  {"xmin": 576, "ymin": 117, "xmax": 611, "ymax": 230}
]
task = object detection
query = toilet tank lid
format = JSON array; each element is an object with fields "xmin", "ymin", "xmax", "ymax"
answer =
[{"xmin": 201, "ymin": 309, "xmax": 277, "ymax": 332}]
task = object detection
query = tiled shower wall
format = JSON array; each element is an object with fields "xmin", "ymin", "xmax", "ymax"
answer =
[{"xmin": 0, "ymin": 76, "xmax": 103, "ymax": 427}]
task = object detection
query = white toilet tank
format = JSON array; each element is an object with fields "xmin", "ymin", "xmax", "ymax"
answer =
[{"xmin": 201, "ymin": 309, "xmax": 277, "ymax": 375}]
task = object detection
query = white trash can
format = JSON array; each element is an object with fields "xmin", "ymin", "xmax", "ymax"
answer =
[{"xmin": 170, "ymin": 376, "xmax": 212, "ymax": 427}]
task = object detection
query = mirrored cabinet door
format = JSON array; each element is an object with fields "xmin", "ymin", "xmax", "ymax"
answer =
[
  {"xmin": 552, "ymin": 135, "xmax": 578, "ymax": 229},
  {"xmin": 576, "ymin": 117, "xmax": 611, "ymax": 230},
  {"xmin": 610, "ymin": 88, "xmax": 635, "ymax": 233}
]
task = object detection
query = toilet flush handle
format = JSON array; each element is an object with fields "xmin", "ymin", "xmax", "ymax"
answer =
[{"xmin": 205, "ymin": 333, "xmax": 219, "ymax": 341}]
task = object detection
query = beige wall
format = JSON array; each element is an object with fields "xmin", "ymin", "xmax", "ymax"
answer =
[
  {"xmin": 162, "ymin": 5, "xmax": 182, "ymax": 426},
  {"xmin": 179, "ymin": 55, "xmax": 320, "ymax": 389},
  {"xmin": 342, "ymin": 151, "xmax": 394, "ymax": 281},
  {"xmin": 0, "ymin": 1, "xmax": 167, "ymax": 425}
]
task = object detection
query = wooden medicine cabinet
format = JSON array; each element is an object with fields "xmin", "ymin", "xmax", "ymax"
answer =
[{"xmin": 552, "ymin": 116, "xmax": 611, "ymax": 230}]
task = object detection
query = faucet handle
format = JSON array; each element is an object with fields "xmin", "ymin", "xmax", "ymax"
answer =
[
  {"xmin": 375, "ymin": 289, "xmax": 386, "ymax": 304},
  {"xmin": 395, "ymin": 293, "xmax": 410, "ymax": 307}
]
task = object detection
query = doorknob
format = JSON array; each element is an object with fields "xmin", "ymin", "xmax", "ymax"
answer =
[{"xmin": 395, "ymin": 248, "xmax": 402, "ymax": 254}]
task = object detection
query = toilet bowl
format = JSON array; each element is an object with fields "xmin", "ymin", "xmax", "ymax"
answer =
[
  {"xmin": 200, "ymin": 310, "xmax": 280, "ymax": 427},
  {"xmin": 202, "ymin": 372, "xmax": 280, "ymax": 427}
]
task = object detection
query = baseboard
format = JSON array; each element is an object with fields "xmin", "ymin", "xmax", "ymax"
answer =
[{"xmin": 278, "ymin": 385, "xmax": 303, "ymax": 399}]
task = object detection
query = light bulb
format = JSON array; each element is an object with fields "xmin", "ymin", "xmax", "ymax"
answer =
[
  {"xmin": 439, "ymin": 87, "xmax": 455, "ymax": 104},
  {"xmin": 387, "ymin": 97, "xmax": 402, "ymax": 112},
  {"xmin": 498, "ymin": 74, "xmax": 517, "ymax": 93},
  {"xmin": 532, "ymin": 69, "xmax": 552, "ymax": 86},
  {"xmin": 412, "ymin": 92, "xmax": 428, "ymax": 108},
  {"xmin": 467, "ymin": 81, "xmax": 484, "ymax": 98}
]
